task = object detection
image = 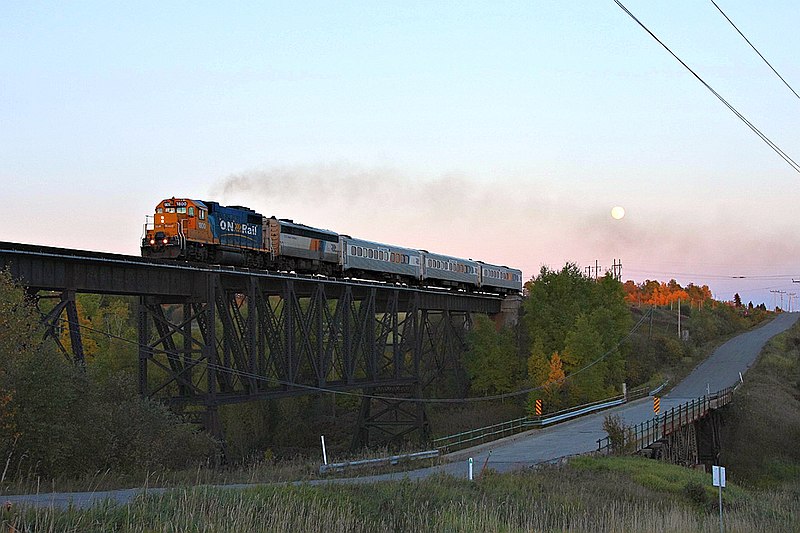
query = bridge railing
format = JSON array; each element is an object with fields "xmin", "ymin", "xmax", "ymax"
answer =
[
  {"xmin": 596, "ymin": 385, "xmax": 736, "ymax": 455},
  {"xmin": 433, "ymin": 379, "xmax": 670, "ymax": 455}
]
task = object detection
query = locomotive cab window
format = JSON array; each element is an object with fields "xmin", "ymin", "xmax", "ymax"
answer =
[
  {"xmin": 199, "ymin": 210, "xmax": 206, "ymax": 220},
  {"xmin": 177, "ymin": 207, "xmax": 186, "ymax": 214},
  {"xmin": 188, "ymin": 207, "xmax": 195, "ymax": 217}
]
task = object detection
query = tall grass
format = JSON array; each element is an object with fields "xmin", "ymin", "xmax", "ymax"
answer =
[{"xmin": 4, "ymin": 458, "xmax": 797, "ymax": 532}]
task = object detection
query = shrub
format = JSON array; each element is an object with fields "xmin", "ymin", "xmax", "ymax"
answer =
[{"xmin": 602, "ymin": 414, "xmax": 636, "ymax": 455}]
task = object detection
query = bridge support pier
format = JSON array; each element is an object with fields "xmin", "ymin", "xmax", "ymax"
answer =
[
  {"xmin": 38, "ymin": 289, "xmax": 85, "ymax": 366},
  {"xmin": 696, "ymin": 410, "xmax": 723, "ymax": 469}
]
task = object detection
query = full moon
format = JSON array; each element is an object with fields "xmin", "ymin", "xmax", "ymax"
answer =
[{"xmin": 611, "ymin": 206, "xmax": 625, "ymax": 220}]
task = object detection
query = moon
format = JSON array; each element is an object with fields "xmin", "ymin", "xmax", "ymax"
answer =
[{"xmin": 611, "ymin": 206, "xmax": 625, "ymax": 220}]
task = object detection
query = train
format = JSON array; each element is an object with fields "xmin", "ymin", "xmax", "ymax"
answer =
[{"xmin": 141, "ymin": 197, "xmax": 523, "ymax": 294}]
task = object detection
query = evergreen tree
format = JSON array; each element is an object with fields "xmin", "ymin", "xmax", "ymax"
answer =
[{"xmin": 464, "ymin": 315, "xmax": 520, "ymax": 395}]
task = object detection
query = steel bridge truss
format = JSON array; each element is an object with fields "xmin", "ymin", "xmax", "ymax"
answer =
[{"xmin": 138, "ymin": 273, "xmax": 473, "ymax": 448}]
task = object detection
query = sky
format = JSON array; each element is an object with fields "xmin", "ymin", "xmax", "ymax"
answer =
[{"xmin": 1, "ymin": 1, "xmax": 799, "ymax": 307}]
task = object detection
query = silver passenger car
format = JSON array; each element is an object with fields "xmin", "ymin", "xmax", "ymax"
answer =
[
  {"xmin": 478, "ymin": 262, "xmax": 523, "ymax": 293},
  {"xmin": 421, "ymin": 251, "xmax": 480, "ymax": 289},
  {"xmin": 341, "ymin": 236, "xmax": 421, "ymax": 280}
]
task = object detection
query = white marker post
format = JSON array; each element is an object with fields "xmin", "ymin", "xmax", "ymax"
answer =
[
  {"xmin": 320, "ymin": 435, "xmax": 328, "ymax": 466},
  {"xmin": 739, "ymin": 371, "xmax": 744, "ymax": 384},
  {"xmin": 712, "ymin": 465, "xmax": 726, "ymax": 533},
  {"xmin": 468, "ymin": 457, "xmax": 474, "ymax": 481}
]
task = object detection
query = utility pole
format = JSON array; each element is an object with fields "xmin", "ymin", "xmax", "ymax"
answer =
[
  {"xmin": 585, "ymin": 260, "xmax": 601, "ymax": 280},
  {"xmin": 611, "ymin": 259, "xmax": 623, "ymax": 281},
  {"xmin": 677, "ymin": 297, "xmax": 681, "ymax": 338},
  {"xmin": 770, "ymin": 290, "xmax": 779, "ymax": 310}
]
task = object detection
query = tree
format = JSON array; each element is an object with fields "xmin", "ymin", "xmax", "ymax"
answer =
[
  {"xmin": 563, "ymin": 315, "xmax": 607, "ymax": 403},
  {"xmin": 522, "ymin": 263, "xmax": 597, "ymax": 358},
  {"xmin": 523, "ymin": 266, "xmax": 630, "ymax": 405},
  {"xmin": 464, "ymin": 315, "xmax": 521, "ymax": 395},
  {"xmin": 733, "ymin": 293, "xmax": 743, "ymax": 307},
  {"xmin": 543, "ymin": 351, "xmax": 566, "ymax": 409},
  {"xmin": 0, "ymin": 270, "xmax": 217, "ymax": 480},
  {"xmin": 526, "ymin": 337, "xmax": 549, "ymax": 388}
]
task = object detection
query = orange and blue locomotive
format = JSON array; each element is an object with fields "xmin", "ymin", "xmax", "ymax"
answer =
[{"xmin": 142, "ymin": 197, "xmax": 523, "ymax": 294}]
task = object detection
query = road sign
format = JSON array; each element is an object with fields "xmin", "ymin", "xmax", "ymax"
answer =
[
  {"xmin": 654, "ymin": 396, "xmax": 660, "ymax": 414},
  {"xmin": 713, "ymin": 465, "xmax": 726, "ymax": 533},
  {"xmin": 535, "ymin": 399, "xmax": 542, "ymax": 416},
  {"xmin": 712, "ymin": 465, "xmax": 726, "ymax": 487}
]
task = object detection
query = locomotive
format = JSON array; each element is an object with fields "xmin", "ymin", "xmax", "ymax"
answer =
[{"xmin": 141, "ymin": 197, "xmax": 522, "ymax": 294}]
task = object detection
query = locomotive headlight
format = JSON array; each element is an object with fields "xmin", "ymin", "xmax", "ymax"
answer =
[
  {"xmin": 162, "ymin": 238, "xmax": 169, "ymax": 244},
  {"xmin": 149, "ymin": 239, "xmax": 156, "ymax": 245}
]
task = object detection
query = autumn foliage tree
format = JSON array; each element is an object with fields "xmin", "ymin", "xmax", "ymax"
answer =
[{"xmin": 623, "ymin": 279, "xmax": 712, "ymax": 307}]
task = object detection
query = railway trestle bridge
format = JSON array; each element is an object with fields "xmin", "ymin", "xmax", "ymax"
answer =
[{"xmin": 0, "ymin": 242, "xmax": 519, "ymax": 449}]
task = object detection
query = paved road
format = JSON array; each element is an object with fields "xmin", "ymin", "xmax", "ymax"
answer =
[{"xmin": 5, "ymin": 312, "xmax": 797, "ymax": 508}]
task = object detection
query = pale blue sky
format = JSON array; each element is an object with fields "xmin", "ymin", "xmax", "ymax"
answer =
[{"xmin": 1, "ymin": 1, "xmax": 799, "ymax": 305}]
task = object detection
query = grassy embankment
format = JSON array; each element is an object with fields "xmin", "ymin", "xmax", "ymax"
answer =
[{"xmin": 720, "ymin": 317, "xmax": 800, "ymax": 487}]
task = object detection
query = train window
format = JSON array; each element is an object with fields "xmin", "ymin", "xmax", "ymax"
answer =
[
  {"xmin": 404, "ymin": 255, "xmax": 409, "ymax": 264},
  {"xmin": 177, "ymin": 207, "xmax": 186, "ymax": 214},
  {"xmin": 166, "ymin": 207, "xmax": 176, "ymax": 213},
  {"xmin": 188, "ymin": 207, "xmax": 195, "ymax": 216},
  {"xmin": 368, "ymin": 249, "xmax": 374, "ymax": 259},
  {"xmin": 156, "ymin": 208, "xmax": 164, "ymax": 213},
  {"xmin": 350, "ymin": 246, "xmax": 356, "ymax": 255},
  {"xmin": 199, "ymin": 210, "xmax": 206, "ymax": 220}
]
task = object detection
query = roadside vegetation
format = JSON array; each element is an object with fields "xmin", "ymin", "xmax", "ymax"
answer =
[
  {"xmin": 3, "ymin": 456, "xmax": 796, "ymax": 532},
  {"xmin": 720, "ymin": 318, "xmax": 800, "ymax": 488},
  {"xmin": 0, "ymin": 265, "xmax": 772, "ymax": 494}
]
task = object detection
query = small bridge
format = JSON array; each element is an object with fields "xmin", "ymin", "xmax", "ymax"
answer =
[{"xmin": 597, "ymin": 385, "xmax": 736, "ymax": 468}]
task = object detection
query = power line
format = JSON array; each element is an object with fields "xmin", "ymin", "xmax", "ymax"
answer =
[
  {"xmin": 613, "ymin": 0, "xmax": 800, "ymax": 174},
  {"xmin": 709, "ymin": 0, "xmax": 800, "ymax": 101},
  {"xmin": 624, "ymin": 267, "xmax": 800, "ymax": 281}
]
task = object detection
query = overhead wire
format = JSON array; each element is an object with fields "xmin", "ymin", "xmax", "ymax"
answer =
[
  {"xmin": 624, "ymin": 267, "xmax": 800, "ymax": 281},
  {"xmin": 709, "ymin": 0, "xmax": 800, "ymax": 101},
  {"xmin": 613, "ymin": 0, "xmax": 800, "ymax": 174}
]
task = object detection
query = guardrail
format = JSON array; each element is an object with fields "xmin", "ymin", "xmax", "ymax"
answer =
[
  {"xmin": 319, "ymin": 449, "xmax": 440, "ymax": 474},
  {"xmin": 596, "ymin": 385, "xmax": 736, "ymax": 454},
  {"xmin": 432, "ymin": 379, "xmax": 669, "ymax": 454}
]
